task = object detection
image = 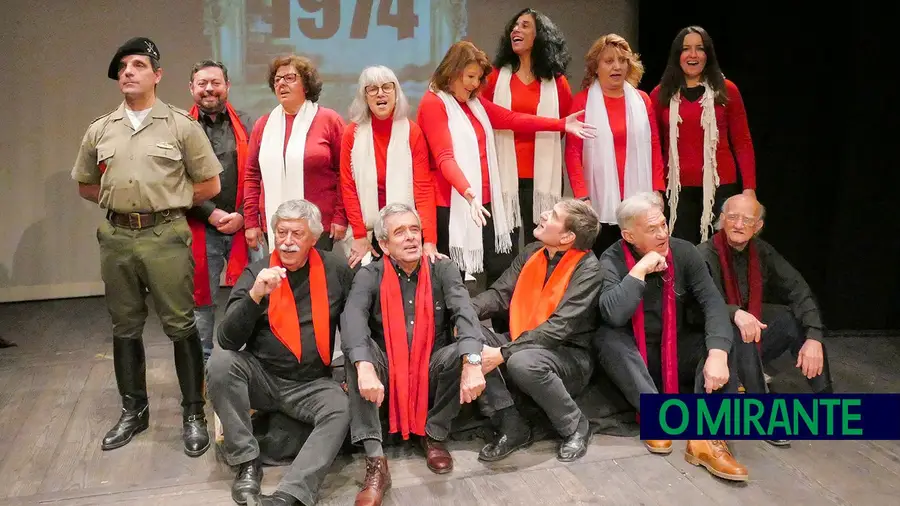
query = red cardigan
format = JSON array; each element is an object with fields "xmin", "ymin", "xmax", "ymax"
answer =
[
  {"xmin": 243, "ymin": 106, "xmax": 346, "ymax": 232},
  {"xmin": 565, "ymin": 88, "xmax": 665, "ymax": 199},
  {"xmin": 481, "ymin": 68, "xmax": 573, "ymax": 179},
  {"xmin": 339, "ymin": 115, "xmax": 437, "ymax": 244},
  {"xmin": 416, "ymin": 90, "xmax": 566, "ymax": 208},
  {"xmin": 649, "ymin": 79, "xmax": 756, "ymax": 189}
]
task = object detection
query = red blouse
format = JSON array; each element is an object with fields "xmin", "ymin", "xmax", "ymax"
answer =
[
  {"xmin": 339, "ymin": 115, "xmax": 437, "ymax": 244},
  {"xmin": 649, "ymin": 79, "xmax": 756, "ymax": 189},
  {"xmin": 416, "ymin": 90, "xmax": 567, "ymax": 208},
  {"xmin": 243, "ymin": 106, "xmax": 346, "ymax": 232}
]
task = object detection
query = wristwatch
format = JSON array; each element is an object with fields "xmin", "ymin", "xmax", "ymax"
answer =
[{"xmin": 464, "ymin": 353, "xmax": 482, "ymax": 366}]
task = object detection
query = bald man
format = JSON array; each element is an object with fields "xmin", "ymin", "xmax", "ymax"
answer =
[{"xmin": 698, "ymin": 195, "xmax": 833, "ymax": 404}]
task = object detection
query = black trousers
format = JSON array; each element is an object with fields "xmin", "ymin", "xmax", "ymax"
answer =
[
  {"xmin": 733, "ymin": 304, "xmax": 833, "ymax": 394},
  {"xmin": 437, "ymin": 204, "xmax": 515, "ymax": 332},
  {"xmin": 667, "ymin": 183, "xmax": 740, "ymax": 245},
  {"xmin": 481, "ymin": 327, "xmax": 593, "ymax": 437},
  {"xmin": 344, "ymin": 338, "xmax": 514, "ymax": 443},
  {"xmin": 206, "ymin": 349, "xmax": 349, "ymax": 506},
  {"xmin": 593, "ymin": 326, "xmax": 748, "ymax": 411}
]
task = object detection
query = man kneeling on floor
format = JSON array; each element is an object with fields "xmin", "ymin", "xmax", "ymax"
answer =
[
  {"xmin": 471, "ymin": 199, "xmax": 603, "ymax": 463},
  {"xmin": 593, "ymin": 192, "xmax": 759, "ymax": 482},
  {"xmin": 207, "ymin": 200, "xmax": 353, "ymax": 506},
  {"xmin": 341, "ymin": 203, "xmax": 505, "ymax": 506}
]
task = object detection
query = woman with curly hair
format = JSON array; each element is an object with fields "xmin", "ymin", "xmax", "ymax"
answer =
[
  {"xmin": 565, "ymin": 34, "xmax": 665, "ymax": 257},
  {"xmin": 649, "ymin": 26, "xmax": 757, "ymax": 244},
  {"xmin": 482, "ymin": 8, "xmax": 574, "ymax": 246}
]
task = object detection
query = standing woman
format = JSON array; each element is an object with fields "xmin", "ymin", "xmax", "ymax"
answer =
[
  {"xmin": 340, "ymin": 65, "xmax": 438, "ymax": 268},
  {"xmin": 417, "ymin": 41, "xmax": 594, "ymax": 294},
  {"xmin": 565, "ymin": 34, "xmax": 665, "ymax": 258},
  {"xmin": 482, "ymin": 8, "xmax": 573, "ymax": 250},
  {"xmin": 650, "ymin": 26, "xmax": 757, "ymax": 244},
  {"xmin": 243, "ymin": 55, "xmax": 347, "ymax": 252}
]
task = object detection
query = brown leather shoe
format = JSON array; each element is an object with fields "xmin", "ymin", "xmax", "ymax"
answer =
[
  {"xmin": 685, "ymin": 440, "xmax": 748, "ymax": 481},
  {"xmin": 421, "ymin": 437, "xmax": 453, "ymax": 474},
  {"xmin": 355, "ymin": 456, "xmax": 391, "ymax": 506},
  {"xmin": 644, "ymin": 440, "xmax": 673, "ymax": 455}
]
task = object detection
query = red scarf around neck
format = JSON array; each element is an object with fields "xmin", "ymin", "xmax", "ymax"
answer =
[
  {"xmin": 509, "ymin": 248, "xmax": 587, "ymax": 341},
  {"xmin": 188, "ymin": 102, "xmax": 250, "ymax": 306},
  {"xmin": 712, "ymin": 230, "xmax": 763, "ymax": 350},
  {"xmin": 267, "ymin": 249, "xmax": 332, "ymax": 365},
  {"xmin": 621, "ymin": 240, "xmax": 679, "ymax": 394},
  {"xmin": 380, "ymin": 258, "xmax": 435, "ymax": 440}
]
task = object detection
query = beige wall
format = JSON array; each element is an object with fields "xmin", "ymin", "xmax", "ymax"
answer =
[{"xmin": 0, "ymin": 0, "xmax": 636, "ymax": 302}]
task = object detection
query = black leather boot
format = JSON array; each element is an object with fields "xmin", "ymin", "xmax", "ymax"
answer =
[
  {"xmin": 232, "ymin": 459, "xmax": 263, "ymax": 505},
  {"xmin": 101, "ymin": 338, "xmax": 150, "ymax": 450},
  {"xmin": 173, "ymin": 333, "xmax": 210, "ymax": 457}
]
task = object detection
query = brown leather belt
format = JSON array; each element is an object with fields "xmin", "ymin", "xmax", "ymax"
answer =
[{"xmin": 107, "ymin": 209, "xmax": 185, "ymax": 229}]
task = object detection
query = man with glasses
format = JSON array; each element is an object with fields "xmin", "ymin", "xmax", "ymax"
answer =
[
  {"xmin": 698, "ymin": 194, "xmax": 833, "ymax": 400},
  {"xmin": 187, "ymin": 60, "xmax": 261, "ymax": 365}
]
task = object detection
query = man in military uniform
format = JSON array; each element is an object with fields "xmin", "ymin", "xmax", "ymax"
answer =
[{"xmin": 71, "ymin": 37, "xmax": 223, "ymax": 457}]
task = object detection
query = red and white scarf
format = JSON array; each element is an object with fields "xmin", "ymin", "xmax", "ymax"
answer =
[{"xmin": 350, "ymin": 117, "xmax": 414, "ymax": 230}]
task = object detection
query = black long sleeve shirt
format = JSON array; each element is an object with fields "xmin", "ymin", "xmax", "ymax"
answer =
[
  {"xmin": 597, "ymin": 238, "xmax": 733, "ymax": 353},
  {"xmin": 340, "ymin": 257, "xmax": 484, "ymax": 365},
  {"xmin": 217, "ymin": 250, "xmax": 353, "ymax": 381},
  {"xmin": 697, "ymin": 237, "xmax": 825, "ymax": 341},
  {"xmin": 471, "ymin": 242, "xmax": 604, "ymax": 360}
]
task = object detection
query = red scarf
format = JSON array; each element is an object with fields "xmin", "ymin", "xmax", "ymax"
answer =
[
  {"xmin": 712, "ymin": 230, "xmax": 763, "ymax": 350},
  {"xmin": 267, "ymin": 249, "xmax": 332, "ymax": 365},
  {"xmin": 380, "ymin": 258, "xmax": 435, "ymax": 440},
  {"xmin": 509, "ymin": 248, "xmax": 587, "ymax": 341},
  {"xmin": 188, "ymin": 102, "xmax": 250, "ymax": 306},
  {"xmin": 621, "ymin": 240, "xmax": 679, "ymax": 394}
]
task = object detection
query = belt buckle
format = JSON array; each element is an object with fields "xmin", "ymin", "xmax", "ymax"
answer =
[{"xmin": 128, "ymin": 212, "xmax": 144, "ymax": 229}]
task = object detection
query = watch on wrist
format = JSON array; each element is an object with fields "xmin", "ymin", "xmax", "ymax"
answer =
[{"xmin": 464, "ymin": 353, "xmax": 482, "ymax": 366}]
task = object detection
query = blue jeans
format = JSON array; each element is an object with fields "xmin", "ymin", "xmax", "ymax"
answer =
[{"xmin": 194, "ymin": 228, "xmax": 266, "ymax": 362}]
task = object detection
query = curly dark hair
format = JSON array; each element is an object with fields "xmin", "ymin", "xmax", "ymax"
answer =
[
  {"xmin": 657, "ymin": 26, "xmax": 728, "ymax": 106},
  {"xmin": 267, "ymin": 54, "xmax": 323, "ymax": 103},
  {"xmin": 492, "ymin": 8, "xmax": 571, "ymax": 81}
]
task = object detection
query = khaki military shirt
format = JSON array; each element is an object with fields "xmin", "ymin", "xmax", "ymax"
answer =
[{"xmin": 71, "ymin": 99, "xmax": 223, "ymax": 213}]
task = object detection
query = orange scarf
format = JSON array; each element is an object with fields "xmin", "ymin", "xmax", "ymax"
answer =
[
  {"xmin": 267, "ymin": 249, "xmax": 332, "ymax": 365},
  {"xmin": 188, "ymin": 102, "xmax": 250, "ymax": 306},
  {"xmin": 509, "ymin": 247, "xmax": 587, "ymax": 340}
]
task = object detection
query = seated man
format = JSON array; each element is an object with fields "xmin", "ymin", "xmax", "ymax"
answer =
[
  {"xmin": 341, "ymin": 203, "xmax": 507, "ymax": 506},
  {"xmin": 206, "ymin": 200, "xmax": 353, "ymax": 506},
  {"xmin": 472, "ymin": 199, "xmax": 603, "ymax": 463},
  {"xmin": 592, "ymin": 192, "xmax": 759, "ymax": 482},
  {"xmin": 699, "ymin": 194, "xmax": 832, "ymax": 397}
]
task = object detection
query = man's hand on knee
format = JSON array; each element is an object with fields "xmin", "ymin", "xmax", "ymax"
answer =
[
  {"xmin": 460, "ymin": 363, "xmax": 486, "ymax": 404},
  {"xmin": 356, "ymin": 361, "xmax": 385, "ymax": 407}
]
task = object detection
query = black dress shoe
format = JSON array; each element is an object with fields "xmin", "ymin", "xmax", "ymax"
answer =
[
  {"xmin": 232, "ymin": 459, "xmax": 263, "ymax": 505},
  {"xmin": 557, "ymin": 415, "xmax": 591, "ymax": 462},
  {"xmin": 183, "ymin": 413, "xmax": 210, "ymax": 457},
  {"xmin": 766, "ymin": 439, "xmax": 791, "ymax": 447},
  {"xmin": 247, "ymin": 491, "xmax": 301, "ymax": 506},
  {"xmin": 101, "ymin": 404, "xmax": 150, "ymax": 450},
  {"xmin": 478, "ymin": 429, "xmax": 534, "ymax": 462}
]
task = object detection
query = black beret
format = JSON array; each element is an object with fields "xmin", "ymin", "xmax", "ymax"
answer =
[{"xmin": 108, "ymin": 37, "xmax": 160, "ymax": 80}]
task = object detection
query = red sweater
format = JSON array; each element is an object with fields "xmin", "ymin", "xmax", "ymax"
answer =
[
  {"xmin": 481, "ymin": 68, "xmax": 573, "ymax": 179},
  {"xmin": 244, "ymin": 106, "xmax": 346, "ymax": 232},
  {"xmin": 565, "ymin": 88, "xmax": 665, "ymax": 199},
  {"xmin": 416, "ymin": 90, "xmax": 567, "ymax": 208},
  {"xmin": 649, "ymin": 79, "xmax": 756, "ymax": 188},
  {"xmin": 339, "ymin": 115, "xmax": 437, "ymax": 244}
]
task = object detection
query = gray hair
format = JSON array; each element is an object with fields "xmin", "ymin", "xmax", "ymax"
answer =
[
  {"xmin": 270, "ymin": 199, "xmax": 324, "ymax": 237},
  {"xmin": 616, "ymin": 192, "xmax": 665, "ymax": 230},
  {"xmin": 374, "ymin": 202, "xmax": 420, "ymax": 242},
  {"xmin": 348, "ymin": 66, "xmax": 410, "ymax": 124},
  {"xmin": 714, "ymin": 195, "xmax": 767, "ymax": 234}
]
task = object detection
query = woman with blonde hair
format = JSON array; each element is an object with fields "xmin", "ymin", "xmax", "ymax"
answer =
[{"xmin": 565, "ymin": 34, "xmax": 664, "ymax": 257}]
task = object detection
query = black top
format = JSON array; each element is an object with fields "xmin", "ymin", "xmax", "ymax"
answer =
[{"xmin": 217, "ymin": 250, "xmax": 353, "ymax": 381}]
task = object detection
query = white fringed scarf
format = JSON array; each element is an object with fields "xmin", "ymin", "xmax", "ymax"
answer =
[
  {"xmin": 435, "ymin": 90, "xmax": 512, "ymax": 274},
  {"xmin": 258, "ymin": 101, "xmax": 318, "ymax": 248},
  {"xmin": 350, "ymin": 117, "xmax": 414, "ymax": 230},
  {"xmin": 665, "ymin": 84, "xmax": 719, "ymax": 242},
  {"xmin": 492, "ymin": 65, "xmax": 562, "ymax": 224},
  {"xmin": 583, "ymin": 81, "xmax": 653, "ymax": 224}
]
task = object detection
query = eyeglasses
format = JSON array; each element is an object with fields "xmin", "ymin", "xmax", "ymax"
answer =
[
  {"xmin": 724, "ymin": 213, "xmax": 758, "ymax": 226},
  {"xmin": 274, "ymin": 73, "xmax": 298, "ymax": 85},
  {"xmin": 365, "ymin": 82, "xmax": 396, "ymax": 96}
]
